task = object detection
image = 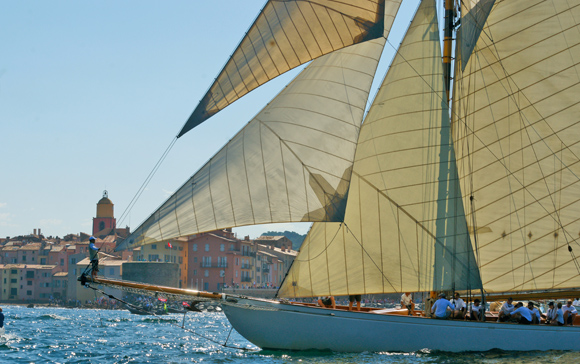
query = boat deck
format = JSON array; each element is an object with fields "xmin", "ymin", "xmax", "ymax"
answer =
[{"xmin": 289, "ymin": 302, "xmax": 580, "ymax": 325}]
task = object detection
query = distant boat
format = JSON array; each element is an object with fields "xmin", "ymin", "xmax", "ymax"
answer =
[
  {"xmin": 126, "ymin": 306, "xmax": 167, "ymax": 316},
  {"xmin": 88, "ymin": 0, "xmax": 580, "ymax": 352}
]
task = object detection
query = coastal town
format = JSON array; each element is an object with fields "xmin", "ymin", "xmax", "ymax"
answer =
[{"xmin": 0, "ymin": 191, "xmax": 299, "ymax": 305}]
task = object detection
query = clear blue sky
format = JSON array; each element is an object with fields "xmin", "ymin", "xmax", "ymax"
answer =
[{"xmin": 1, "ymin": 0, "xmax": 425, "ymax": 240}]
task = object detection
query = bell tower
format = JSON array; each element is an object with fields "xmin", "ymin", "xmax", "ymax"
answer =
[{"xmin": 92, "ymin": 190, "xmax": 116, "ymax": 236}]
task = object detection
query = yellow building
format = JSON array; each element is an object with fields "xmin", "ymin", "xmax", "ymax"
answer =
[{"xmin": 135, "ymin": 237, "xmax": 188, "ymax": 288}]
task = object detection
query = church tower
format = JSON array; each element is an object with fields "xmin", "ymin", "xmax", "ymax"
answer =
[{"xmin": 92, "ymin": 190, "xmax": 116, "ymax": 236}]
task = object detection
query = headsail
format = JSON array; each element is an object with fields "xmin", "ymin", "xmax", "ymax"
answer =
[
  {"xmin": 278, "ymin": 0, "xmax": 482, "ymax": 298},
  {"xmin": 453, "ymin": 0, "xmax": 580, "ymax": 292},
  {"xmin": 178, "ymin": 0, "xmax": 403, "ymax": 137},
  {"xmin": 117, "ymin": 38, "xmax": 387, "ymax": 251}
]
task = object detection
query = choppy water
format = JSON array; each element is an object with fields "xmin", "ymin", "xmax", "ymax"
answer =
[{"xmin": 1, "ymin": 305, "xmax": 579, "ymax": 363}]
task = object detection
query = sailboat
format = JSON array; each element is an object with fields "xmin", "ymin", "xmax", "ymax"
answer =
[{"xmin": 87, "ymin": 0, "xmax": 580, "ymax": 352}]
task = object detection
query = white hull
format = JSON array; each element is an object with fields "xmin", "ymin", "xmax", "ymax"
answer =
[{"xmin": 222, "ymin": 297, "xmax": 580, "ymax": 352}]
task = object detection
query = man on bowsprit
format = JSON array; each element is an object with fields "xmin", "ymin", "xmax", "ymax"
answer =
[{"xmin": 89, "ymin": 236, "xmax": 100, "ymax": 279}]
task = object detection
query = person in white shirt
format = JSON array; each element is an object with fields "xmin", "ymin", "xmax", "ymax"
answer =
[
  {"xmin": 550, "ymin": 302, "xmax": 565, "ymax": 326},
  {"xmin": 527, "ymin": 302, "xmax": 541, "ymax": 324},
  {"xmin": 467, "ymin": 298, "xmax": 483, "ymax": 321},
  {"xmin": 400, "ymin": 293, "xmax": 415, "ymax": 316},
  {"xmin": 431, "ymin": 293, "xmax": 455, "ymax": 319},
  {"xmin": 562, "ymin": 300, "xmax": 577, "ymax": 326},
  {"xmin": 451, "ymin": 293, "xmax": 466, "ymax": 319},
  {"xmin": 498, "ymin": 297, "xmax": 514, "ymax": 322},
  {"xmin": 572, "ymin": 298, "xmax": 580, "ymax": 306},
  {"xmin": 545, "ymin": 302, "xmax": 557, "ymax": 324},
  {"xmin": 510, "ymin": 302, "xmax": 532, "ymax": 325}
]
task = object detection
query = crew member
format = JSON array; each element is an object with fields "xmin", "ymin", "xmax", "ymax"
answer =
[{"xmin": 89, "ymin": 236, "xmax": 99, "ymax": 279}]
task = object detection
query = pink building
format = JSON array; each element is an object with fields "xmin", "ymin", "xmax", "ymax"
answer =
[
  {"xmin": 187, "ymin": 230, "xmax": 250, "ymax": 291},
  {"xmin": 48, "ymin": 245, "xmax": 68, "ymax": 272}
]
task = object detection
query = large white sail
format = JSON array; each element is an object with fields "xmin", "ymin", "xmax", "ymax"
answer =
[
  {"xmin": 117, "ymin": 38, "xmax": 387, "ymax": 251},
  {"xmin": 279, "ymin": 0, "xmax": 481, "ymax": 298},
  {"xmin": 179, "ymin": 0, "xmax": 403, "ymax": 136},
  {"xmin": 453, "ymin": 0, "xmax": 580, "ymax": 292}
]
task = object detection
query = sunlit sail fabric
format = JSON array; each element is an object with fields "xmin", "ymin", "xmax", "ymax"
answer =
[
  {"xmin": 453, "ymin": 0, "xmax": 580, "ymax": 293},
  {"xmin": 117, "ymin": 38, "xmax": 387, "ymax": 251},
  {"xmin": 178, "ymin": 0, "xmax": 403, "ymax": 137},
  {"xmin": 279, "ymin": 0, "xmax": 482, "ymax": 298}
]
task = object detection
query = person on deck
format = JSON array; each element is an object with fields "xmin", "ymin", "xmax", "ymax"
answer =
[
  {"xmin": 89, "ymin": 236, "xmax": 99, "ymax": 279},
  {"xmin": 510, "ymin": 302, "xmax": 532, "ymax": 325},
  {"xmin": 562, "ymin": 300, "xmax": 577, "ymax": 326},
  {"xmin": 550, "ymin": 302, "xmax": 565, "ymax": 326},
  {"xmin": 401, "ymin": 292, "xmax": 415, "ymax": 316},
  {"xmin": 431, "ymin": 293, "xmax": 455, "ymax": 319},
  {"xmin": 451, "ymin": 293, "xmax": 466, "ymax": 319},
  {"xmin": 318, "ymin": 296, "xmax": 335, "ymax": 309},
  {"xmin": 498, "ymin": 297, "xmax": 514, "ymax": 322},
  {"xmin": 527, "ymin": 302, "xmax": 541, "ymax": 324},
  {"xmin": 545, "ymin": 302, "xmax": 557, "ymax": 324},
  {"xmin": 467, "ymin": 299, "xmax": 483, "ymax": 321},
  {"xmin": 349, "ymin": 295, "xmax": 362, "ymax": 311},
  {"xmin": 573, "ymin": 298, "xmax": 580, "ymax": 306}
]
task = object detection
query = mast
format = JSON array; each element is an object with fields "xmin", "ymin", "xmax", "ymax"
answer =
[{"xmin": 442, "ymin": 0, "xmax": 453, "ymax": 102}]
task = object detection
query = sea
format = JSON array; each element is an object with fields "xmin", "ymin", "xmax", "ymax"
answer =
[{"xmin": 1, "ymin": 305, "xmax": 579, "ymax": 364}]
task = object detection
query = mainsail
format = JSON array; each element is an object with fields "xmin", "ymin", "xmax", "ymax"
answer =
[
  {"xmin": 452, "ymin": 0, "xmax": 580, "ymax": 293},
  {"xmin": 179, "ymin": 0, "xmax": 403, "ymax": 136},
  {"xmin": 117, "ymin": 38, "xmax": 387, "ymax": 251},
  {"xmin": 278, "ymin": 0, "xmax": 482, "ymax": 298}
]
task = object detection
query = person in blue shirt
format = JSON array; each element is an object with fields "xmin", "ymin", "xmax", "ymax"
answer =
[
  {"xmin": 0, "ymin": 307, "xmax": 4, "ymax": 329},
  {"xmin": 89, "ymin": 237, "xmax": 100, "ymax": 279},
  {"xmin": 510, "ymin": 302, "xmax": 532, "ymax": 324},
  {"xmin": 431, "ymin": 293, "xmax": 455, "ymax": 319}
]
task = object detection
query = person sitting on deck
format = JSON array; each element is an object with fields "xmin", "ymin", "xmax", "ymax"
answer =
[
  {"xmin": 349, "ymin": 295, "xmax": 362, "ymax": 311},
  {"xmin": 510, "ymin": 302, "xmax": 532, "ymax": 325},
  {"xmin": 562, "ymin": 300, "xmax": 577, "ymax": 326},
  {"xmin": 527, "ymin": 302, "xmax": 541, "ymax": 324},
  {"xmin": 573, "ymin": 298, "xmax": 580, "ymax": 306},
  {"xmin": 498, "ymin": 297, "xmax": 515, "ymax": 322},
  {"xmin": 400, "ymin": 292, "xmax": 414, "ymax": 316},
  {"xmin": 550, "ymin": 302, "xmax": 565, "ymax": 326},
  {"xmin": 467, "ymin": 299, "xmax": 483, "ymax": 321},
  {"xmin": 318, "ymin": 296, "xmax": 335, "ymax": 309},
  {"xmin": 451, "ymin": 293, "xmax": 466, "ymax": 319},
  {"xmin": 545, "ymin": 302, "xmax": 557, "ymax": 324},
  {"xmin": 431, "ymin": 293, "xmax": 455, "ymax": 319}
]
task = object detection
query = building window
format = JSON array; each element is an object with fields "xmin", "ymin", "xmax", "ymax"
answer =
[
  {"xmin": 230, "ymin": 244, "xmax": 234, "ymax": 251},
  {"xmin": 179, "ymin": 257, "xmax": 183, "ymax": 264},
  {"xmin": 236, "ymin": 270, "xmax": 238, "ymax": 278},
  {"xmin": 22, "ymin": 256, "xmax": 27, "ymax": 262},
  {"xmin": 26, "ymin": 271, "xmax": 34, "ymax": 278},
  {"xmin": 99, "ymin": 221, "xmax": 105, "ymax": 231},
  {"xmin": 10, "ymin": 288, "xmax": 17, "ymax": 295},
  {"xmin": 204, "ymin": 270, "xmax": 209, "ymax": 277},
  {"xmin": 194, "ymin": 257, "xmax": 198, "ymax": 263},
  {"xmin": 27, "ymin": 281, "xmax": 32, "ymax": 286},
  {"xmin": 193, "ymin": 244, "xmax": 198, "ymax": 252},
  {"xmin": 40, "ymin": 258, "xmax": 46, "ymax": 264},
  {"xmin": 60, "ymin": 259, "xmax": 64, "ymax": 266},
  {"xmin": 205, "ymin": 244, "xmax": 209, "ymax": 252},
  {"xmin": 71, "ymin": 258, "xmax": 76, "ymax": 264},
  {"xmin": 193, "ymin": 269, "xmax": 197, "ymax": 276},
  {"xmin": 11, "ymin": 279, "xmax": 17, "ymax": 283},
  {"xmin": 27, "ymin": 290, "xmax": 32, "ymax": 296},
  {"xmin": 220, "ymin": 244, "xmax": 225, "ymax": 252},
  {"xmin": 151, "ymin": 244, "xmax": 157, "ymax": 250},
  {"xmin": 236, "ymin": 258, "xmax": 239, "ymax": 266}
]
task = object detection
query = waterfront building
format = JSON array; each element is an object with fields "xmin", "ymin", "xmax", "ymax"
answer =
[{"xmin": 0, "ymin": 264, "xmax": 58, "ymax": 301}]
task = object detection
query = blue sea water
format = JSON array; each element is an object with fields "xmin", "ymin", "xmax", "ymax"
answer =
[{"xmin": 1, "ymin": 305, "xmax": 579, "ymax": 363}]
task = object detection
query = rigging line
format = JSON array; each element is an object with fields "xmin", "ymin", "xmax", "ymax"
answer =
[
  {"xmin": 84, "ymin": 283, "xmax": 256, "ymax": 352},
  {"xmin": 117, "ymin": 137, "xmax": 178, "ymax": 227},
  {"xmin": 293, "ymin": 223, "xmax": 343, "ymax": 263},
  {"xmin": 344, "ymin": 222, "xmax": 398, "ymax": 293},
  {"xmin": 387, "ymin": 23, "xmax": 580, "ymax": 254},
  {"xmin": 473, "ymin": 50, "xmax": 536, "ymax": 289},
  {"xmin": 481, "ymin": 22, "xmax": 578, "ymax": 270}
]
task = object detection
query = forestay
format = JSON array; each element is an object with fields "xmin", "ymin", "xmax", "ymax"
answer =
[
  {"xmin": 278, "ymin": 0, "xmax": 482, "ymax": 298},
  {"xmin": 179, "ymin": 0, "xmax": 403, "ymax": 136},
  {"xmin": 453, "ymin": 0, "xmax": 580, "ymax": 292},
  {"xmin": 117, "ymin": 38, "xmax": 387, "ymax": 251}
]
